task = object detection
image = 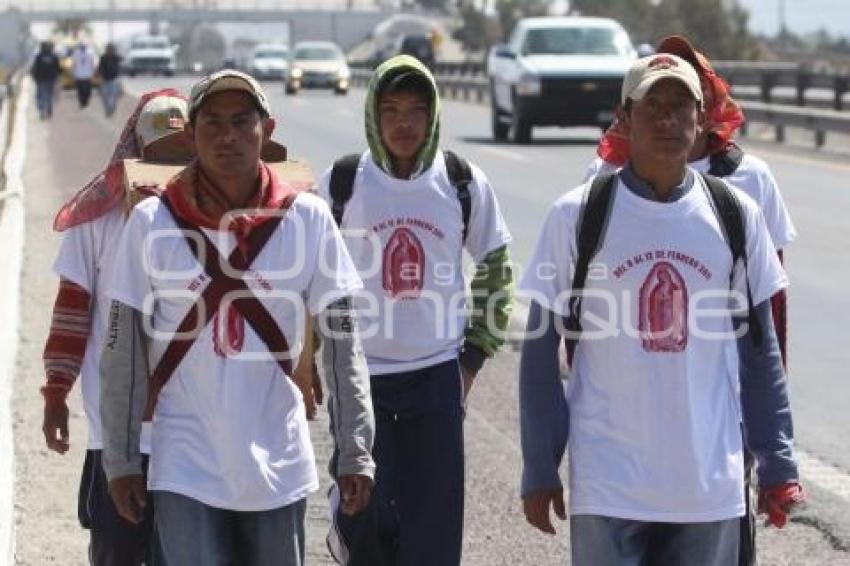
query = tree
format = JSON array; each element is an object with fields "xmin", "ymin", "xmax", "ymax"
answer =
[
  {"xmin": 453, "ymin": 4, "xmax": 489, "ymax": 52},
  {"xmin": 571, "ymin": 0, "xmax": 761, "ymax": 60},
  {"xmin": 495, "ymin": 0, "xmax": 549, "ymax": 41}
]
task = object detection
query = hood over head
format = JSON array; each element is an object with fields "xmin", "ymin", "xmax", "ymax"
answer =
[{"xmin": 365, "ymin": 55, "xmax": 440, "ymax": 179}]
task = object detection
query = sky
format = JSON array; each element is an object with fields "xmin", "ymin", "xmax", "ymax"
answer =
[
  {"xmin": 736, "ymin": 0, "xmax": 850, "ymax": 38},
  {"xmin": 14, "ymin": 0, "xmax": 850, "ymax": 43}
]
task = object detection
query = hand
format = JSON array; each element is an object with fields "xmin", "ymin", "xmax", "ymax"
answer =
[
  {"xmin": 42, "ymin": 399, "xmax": 70, "ymax": 454},
  {"xmin": 311, "ymin": 362, "xmax": 324, "ymax": 407},
  {"xmin": 108, "ymin": 475, "xmax": 148, "ymax": 524},
  {"xmin": 523, "ymin": 488, "xmax": 567, "ymax": 535},
  {"xmin": 338, "ymin": 474, "xmax": 373, "ymax": 516},
  {"xmin": 292, "ymin": 361, "xmax": 319, "ymax": 420},
  {"xmin": 461, "ymin": 366, "xmax": 477, "ymax": 402},
  {"xmin": 758, "ymin": 482, "xmax": 805, "ymax": 528}
]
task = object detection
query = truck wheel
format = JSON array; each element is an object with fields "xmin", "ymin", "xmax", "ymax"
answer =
[
  {"xmin": 491, "ymin": 103, "xmax": 509, "ymax": 141},
  {"xmin": 512, "ymin": 114, "xmax": 532, "ymax": 144}
]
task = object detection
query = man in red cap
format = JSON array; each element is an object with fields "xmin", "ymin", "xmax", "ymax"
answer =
[{"xmin": 585, "ymin": 36, "xmax": 798, "ymax": 564}]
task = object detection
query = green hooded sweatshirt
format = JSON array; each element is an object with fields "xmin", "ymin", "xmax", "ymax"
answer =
[
  {"xmin": 365, "ymin": 54, "xmax": 441, "ymax": 179},
  {"xmin": 365, "ymin": 55, "xmax": 514, "ymax": 371}
]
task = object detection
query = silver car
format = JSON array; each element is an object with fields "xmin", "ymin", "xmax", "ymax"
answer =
[{"xmin": 287, "ymin": 41, "xmax": 350, "ymax": 95}]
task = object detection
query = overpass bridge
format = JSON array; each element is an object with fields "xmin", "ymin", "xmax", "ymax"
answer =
[{"xmin": 0, "ymin": 1, "xmax": 395, "ymax": 66}]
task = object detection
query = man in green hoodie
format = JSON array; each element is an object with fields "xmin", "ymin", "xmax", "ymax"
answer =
[{"xmin": 319, "ymin": 55, "xmax": 514, "ymax": 565}]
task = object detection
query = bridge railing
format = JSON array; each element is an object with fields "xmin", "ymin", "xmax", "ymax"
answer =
[{"xmin": 350, "ymin": 66, "xmax": 850, "ymax": 149}]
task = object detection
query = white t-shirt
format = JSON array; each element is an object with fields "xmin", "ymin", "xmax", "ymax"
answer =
[
  {"xmin": 72, "ymin": 48, "xmax": 97, "ymax": 80},
  {"xmin": 53, "ymin": 206, "xmax": 125, "ymax": 450},
  {"xmin": 584, "ymin": 153, "xmax": 797, "ymax": 251},
  {"xmin": 318, "ymin": 150, "xmax": 512, "ymax": 375},
  {"xmin": 106, "ymin": 192, "xmax": 362, "ymax": 512},
  {"xmin": 520, "ymin": 172, "xmax": 788, "ymax": 522}
]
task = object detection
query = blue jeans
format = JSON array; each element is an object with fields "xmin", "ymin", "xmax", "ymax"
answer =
[
  {"xmin": 153, "ymin": 491, "xmax": 306, "ymax": 566},
  {"xmin": 77, "ymin": 450, "xmax": 159, "ymax": 565},
  {"xmin": 570, "ymin": 515, "xmax": 740, "ymax": 566},
  {"xmin": 99, "ymin": 79, "xmax": 120, "ymax": 116},
  {"xmin": 330, "ymin": 359, "xmax": 465, "ymax": 566},
  {"xmin": 35, "ymin": 80, "xmax": 55, "ymax": 118}
]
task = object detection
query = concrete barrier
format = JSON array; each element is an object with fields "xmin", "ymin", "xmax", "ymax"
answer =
[{"xmin": 0, "ymin": 71, "xmax": 28, "ymax": 566}]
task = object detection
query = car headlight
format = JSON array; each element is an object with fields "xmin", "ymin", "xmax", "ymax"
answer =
[
  {"xmin": 516, "ymin": 74, "xmax": 541, "ymax": 96},
  {"xmin": 291, "ymin": 67, "xmax": 302, "ymax": 79},
  {"xmin": 337, "ymin": 66, "xmax": 351, "ymax": 79}
]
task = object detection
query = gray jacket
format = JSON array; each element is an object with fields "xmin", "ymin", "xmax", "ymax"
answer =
[{"xmin": 100, "ymin": 297, "xmax": 375, "ymax": 482}]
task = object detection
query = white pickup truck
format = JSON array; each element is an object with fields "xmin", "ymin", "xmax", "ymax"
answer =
[
  {"xmin": 125, "ymin": 35, "xmax": 178, "ymax": 77},
  {"xmin": 487, "ymin": 17, "xmax": 636, "ymax": 143}
]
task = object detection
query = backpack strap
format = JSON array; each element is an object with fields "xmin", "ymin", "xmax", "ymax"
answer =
[
  {"xmin": 443, "ymin": 150, "xmax": 473, "ymax": 243},
  {"xmin": 329, "ymin": 153, "xmax": 361, "ymax": 226},
  {"xmin": 564, "ymin": 172, "xmax": 618, "ymax": 362},
  {"xmin": 144, "ymin": 196, "xmax": 297, "ymax": 420},
  {"xmin": 700, "ymin": 173, "xmax": 763, "ymax": 348},
  {"xmin": 708, "ymin": 144, "xmax": 745, "ymax": 178}
]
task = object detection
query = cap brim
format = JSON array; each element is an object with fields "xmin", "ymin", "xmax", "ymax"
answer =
[
  {"xmin": 143, "ymin": 132, "xmax": 194, "ymax": 164},
  {"xmin": 657, "ymin": 35, "xmax": 712, "ymax": 74}
]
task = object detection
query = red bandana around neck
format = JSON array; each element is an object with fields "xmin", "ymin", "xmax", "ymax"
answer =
[{"xmin": 163, "ymin": 159, "xmax": 298, "ymax": 255}]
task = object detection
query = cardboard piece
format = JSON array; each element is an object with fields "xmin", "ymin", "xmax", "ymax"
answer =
[{"xmin": 122, "ymin": 153, "xmax": 316, "ymax": 212}]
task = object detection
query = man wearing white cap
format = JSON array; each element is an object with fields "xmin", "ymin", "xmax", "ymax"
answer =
[
  {"xmin": 517, "ymin": 54, "xmax": 803, "ymax": 564},
  {"xmin": 42, "ymin": 89, "xmax": 190, "ymax": 565},
  {"xmin": 102, "ymin": 70, "xmax": 375, "ymax": 565}
]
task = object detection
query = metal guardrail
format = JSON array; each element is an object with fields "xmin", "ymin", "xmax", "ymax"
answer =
[
  {"xmin": 352, "ymin": 59, "xmax": 850, "ymax": 111},
  {"xmin": 740, "ymin": 100, "xmax": 850, "ymax": 147},
  {"xmin": 351, "ymin": 67, "xmax": 850, "ymax": 149}
]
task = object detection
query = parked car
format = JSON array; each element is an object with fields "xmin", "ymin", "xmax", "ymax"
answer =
[
  {"xmin": 247, "ymin": 43, "xmax": 291, "ymax": 81},
  {"xmin": 287, "ymin": 41, "xmax": 350, "ymax": 95},
  {"xmin": 125, "ymin": 35, "xmax": 177, "ymax": 77},
  {"xmin": 487, "ymin": 17, "xmax": 636, "ymax": 143}
]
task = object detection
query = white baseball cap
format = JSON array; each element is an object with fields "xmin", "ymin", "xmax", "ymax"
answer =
[
  {"xmin": 621, "ymin": 53, "xmax": 703, "ymax": 107},
  {"xmin": 135, "ymin": 94, "xmax": 191, "ymax": 162}
]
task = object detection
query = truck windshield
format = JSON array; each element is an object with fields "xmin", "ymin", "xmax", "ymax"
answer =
[
  {"xmin": 294, "ymin": 47, "xmax": 340, "ymax": 61},
  {"xmin": 255, "ymin": 49, "xmax": 289, "ymax": 59},
  {"xmin": 132, "ymin": 39, "xmax": 169, "ymax": 49},
  {"xmin": 522, "ymin": 28, "xmax": 627, "ymax": 56}
]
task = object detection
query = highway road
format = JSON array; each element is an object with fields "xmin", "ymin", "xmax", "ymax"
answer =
[{"xmin": 9, "ymin": 77, "xmax": 850, "ymax": 564}]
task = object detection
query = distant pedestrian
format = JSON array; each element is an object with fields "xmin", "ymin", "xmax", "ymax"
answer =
[
  {"xmin": 30, "ymin": 41, "xmax": 61, "ymax": 119},
  {"xmin": 98, "ymin": 43, "xmax": 122, "ymax": 117},
  {"xmin": 73, "ymin": 42, "xmax": 97, "ymax": 108}
]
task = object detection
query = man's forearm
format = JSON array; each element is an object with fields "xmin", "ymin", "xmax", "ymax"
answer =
[
  {"xmin": 519, "ymin": 300, "xmax": 569, "ymax": 497},
  {"xmin": 318, "ymin": 297, "xmax": 375, "ymax": 479},
  {"xmin": 100, "ymin": 300, "xmax": 148, "ymax": 481},
  {"xmin": 736, "ymin": 299, "xmax": 798, "ymax": 486},
  {"xmin": 462, "ymin": 245, "xmax": 514, "ymax": 372}
]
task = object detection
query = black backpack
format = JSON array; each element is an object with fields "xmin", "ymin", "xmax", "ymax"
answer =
[
  {"xmin": 328, "ymin": 150, "xmax": 473, "ymax": 242},
  {"xmin": 565, "ymin": 158, "xmax": 761, "ymax": 362}
]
